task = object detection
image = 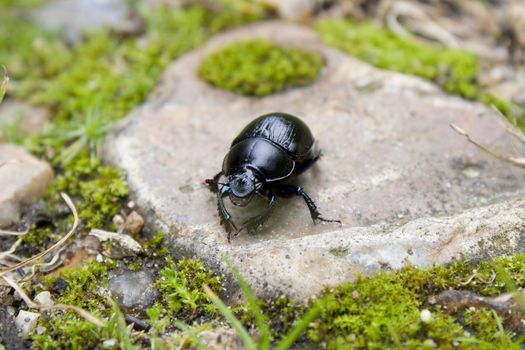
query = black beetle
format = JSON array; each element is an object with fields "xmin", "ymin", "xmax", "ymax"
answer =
[{"xmin": 206, "ymin": 112, "xmax": 340, "ymax": 241}]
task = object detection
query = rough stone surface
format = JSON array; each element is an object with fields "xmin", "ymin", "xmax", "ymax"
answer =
[
  {"xmin": 0, "ymin": 99, "xmax": 49, "ymax": 142},
  {"xmin": 0, "ymin": 144, "xmax": 54, "ymax": 228},
  {"xmin": 108, "ymin": 270, "xmax": 159, "ymax": 312},
  {"xmin": 32, "ymin": 0, "xmax": 142, "ymax": 44},
  {"xmin": 104, "ymin": 22, "xmax": 525, "ymax": 299},
  {"xmin": 89, "ymin": 229, "xmax": 143, "ymax": 258}
]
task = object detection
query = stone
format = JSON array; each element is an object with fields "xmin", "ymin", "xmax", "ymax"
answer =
[
  {"xmin": 80, "ymin": 235, "xmax": 102, "ymax": 254},
  {"xmin": 0, "ymin": 99, "xmax": 49, "ymax": 142},
  {"xmin": 15, "ymin": 310, "xmax": 39, "ymax": 337},
  {"xmin": 113, "ymin": 214, "xmax": 125, "ymax": 228},
  {"xmin": 108, "ymin": 270, "xmax": 159, "ymax": 312},
  {"xmin": 88, "ymin": 229, "xmax": 143, "ymax": 258},
  {"xmin": 0, "ymin": 144, "xmax": 54, "ymax": 228},
  {"xmin": 104, "ymin": 22, "xmax": 525, "ymax": 300},
  {"xmin": 124, "ymin": 211, "xmax": 144, "ymax": 235},
  {"xmin": 34, "ymin": 291, "xmax": 53, "ymax": 306},
  {"xmin": 32, "ymin": 0, "xmax": 143, "ymax": 44},
  {"xmin": 197, "ymin": 328, "xmax": 243, "ymax": 350}
]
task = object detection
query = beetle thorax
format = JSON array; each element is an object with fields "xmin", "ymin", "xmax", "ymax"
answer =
[{"xmin": 228, "ymin": 169, "xmax": 260, "ymax": 207}]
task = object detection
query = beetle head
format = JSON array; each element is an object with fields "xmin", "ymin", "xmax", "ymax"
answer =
[{"xmin": 228, "ymin": 169, "xmax": 257, "ymax": 207}]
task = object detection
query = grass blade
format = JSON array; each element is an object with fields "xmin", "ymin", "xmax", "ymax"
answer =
[
  {"xmin": 225, "ymin": 259, "xmax": 271, "ymax": 349},
  {"xmin": 274, "ymin": 303, "xmax": 321, "ymax": 350},
  {"xmin": 203, "ymin": 284, "xmax": 257, "ymax": 350},
  {"xmin": 0, "ymin": 66, "xmax": 8, "ymax": 103},
  {"xmin": 173, "ymin": 320, "xmax": 208, "ymax": 350}
]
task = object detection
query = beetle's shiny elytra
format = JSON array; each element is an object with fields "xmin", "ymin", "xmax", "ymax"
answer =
[{"xmin": 205, "ymin": 112, "xmax": 340, "ymax": 242}]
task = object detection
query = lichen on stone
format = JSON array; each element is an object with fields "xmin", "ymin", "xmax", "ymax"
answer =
[{"xmin": 198, "ymin": 39, "xmax": 324, "ymax": 97}]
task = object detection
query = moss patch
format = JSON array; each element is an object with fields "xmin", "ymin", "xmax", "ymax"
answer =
[
  {"xmin": 51, "ymin": 158, "xmax": 129, "ymax": 229},
  {"xmin": 33, "ymin": 260, "xmax": 118, "ymax": 349},
  {"xmin": 198, "ymin": 39, "xmax": 324, "ymax": 97},
  {"xmin": 155, "ymin": 258, "xmax": 223, "ymax": 320},
  {"xmin": 316, "ymin": 20, "xmax": 525, "ymax": 130}
]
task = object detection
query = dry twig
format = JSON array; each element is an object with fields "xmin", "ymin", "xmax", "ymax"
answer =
[
  {"xmin": 0, "ymin": 229, "xmax": 29, "ymax": 237},
  {"xmin": 450, "ymin": 106, "xmax": 525, "ymax": 169},
  {"xmin": 2, "ymin": 275, "xmax": 105, "ymax": 327},
  {"xmin": 0, "ymin": 194, "xmax": 105, "ymax": 327},
  {"xmin": 0, "ymin": 192, "xmax": 79, "ymax": 276}
]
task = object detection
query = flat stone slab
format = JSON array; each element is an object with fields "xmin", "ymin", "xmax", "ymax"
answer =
[
  {"xmin": 104, "ymin": 22, "xmax": 525, "ymax": 299},
  {"xmin": 32, "ymin": 0, "xmax": 141, "ymax": 44},
  {"xmin": 0, "ymin": 144, "xmax": 54, "ymax": 227}
]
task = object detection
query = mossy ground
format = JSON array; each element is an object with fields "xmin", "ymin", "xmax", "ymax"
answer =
[
  {"xmin": 1, "ymin": 1, "xmax": 525, "ymax": 349},
  {"xmin": 198, "ymin": 39, "xmax": 324, "ymax": 97}
]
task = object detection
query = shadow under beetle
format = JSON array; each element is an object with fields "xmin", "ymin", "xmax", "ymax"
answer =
[{"xmin": 206, "ymin": 112, "xmax": 341, "ymax": 242}]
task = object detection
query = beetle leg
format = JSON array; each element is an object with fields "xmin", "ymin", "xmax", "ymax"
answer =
[
  {"xmin": 276, "ymin": 185, "xmax": 341, "ymax": 225},
  {"xmin": 241, "ymin": 191, "xmax": 277, "ymax": 233},
  {"xmin": 217, "ymin": 185, "xmax": 238, "ymax": 241}
]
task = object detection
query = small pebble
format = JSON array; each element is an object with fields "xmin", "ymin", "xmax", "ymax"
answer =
[
  {"xmin": 103, "ymin": 339, "xmax": 117, "ymax": 348},
  {"xmin": 15, "ymin": 310, "xmax": 40, "ymax": 336},
  {"xmin": 124, "ymin": 211, "xmax": 144, "ymax": 235},
  {"xmin": 113, "ymin": 214, "xmax": 125, "ymax": 228},
  {"xmin": 34, "ymin": 291, "xmax": 54, "ymax": 306},
  {"xmin": 420, "ymin": 309, "xmax": 432, "ymax": 323}
]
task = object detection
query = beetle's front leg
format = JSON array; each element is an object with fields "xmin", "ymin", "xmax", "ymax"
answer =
[
  {"xmin": 217, "ymin": 185, "xmax": 238, "ymax": 241},
  {"xmin": 240, "ymin": 190, "xmax": 277, "ymax": 234}
]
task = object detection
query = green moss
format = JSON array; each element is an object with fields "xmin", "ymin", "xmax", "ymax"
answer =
[
  {"xmin": 156, "ymin": 258, "xmax": 223, "ymax": 319},
  {"xmin": 143, "ymin": 230, "xmax": 170, "ymax": 258},
  {"xmin": 309, "ymin": 273, "xmax": 464, "ymax": 349},
  {"xmin": 51, "ymin": 157, "xmax": 129, "ymax": 229},
  {"xmin": 316, "ymin": 20, "xmax": 525, "ymax": 129},
  {"xmin": 198, "ymin": 39, "xmax": 324, "ymax": 97},
  {"xmin": 48, "ymin": 259, "xmax": 114, "ymax": 310},
  {"xmin": 31, "ymin": 302, "xmax": 138, "ymax": 350},
  {"xmin": 32, "ymin": 260, "xmax": 121, "ymax": 349},
  {"xmin": 316, "ymin": 20, "xmax": 479, "ymax": 98},
  {"xmin": 31, "ymin": 313, "xmax": 101, "ymax": 350},
  {"xmin": 21, "ymin": 226, "xmax": 54, "ymax": 247}
]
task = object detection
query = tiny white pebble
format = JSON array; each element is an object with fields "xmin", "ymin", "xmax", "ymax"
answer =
[
  {"xmin": 420, "ymin": 309, "xmax": 432, "ymax": 323},
  {"xmin": 423, "ymin": 339, "xmax": 437, "ymax": 348},
  {"xmin": 103, "ymin": 339, "xmax": 117, "ymax": 348}
]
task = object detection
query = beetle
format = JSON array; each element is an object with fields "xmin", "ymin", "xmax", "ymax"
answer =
[{"xmin": 206, "ymin": 112, "xmax": 340, "ymax": 241}]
